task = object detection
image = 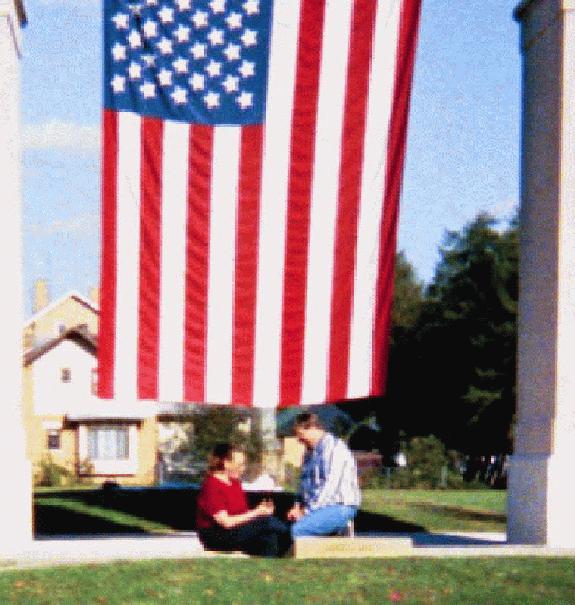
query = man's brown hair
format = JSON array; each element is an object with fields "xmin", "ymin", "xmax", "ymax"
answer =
[{"xmin": 293, "ymin": 412, "xmax": 322, "ymax": 431}]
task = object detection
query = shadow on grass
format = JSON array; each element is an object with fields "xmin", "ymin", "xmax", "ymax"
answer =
[
  {"xmin": 411, "ymin": 503, "xmax": 506, "ymax": 523},
  {"xmin": 34, "ymin": 488, "xmax": 425, "ymax": 536},
  {"xmin": 34, "ymin": 503, "xmax": 148, "ymax": 536}
]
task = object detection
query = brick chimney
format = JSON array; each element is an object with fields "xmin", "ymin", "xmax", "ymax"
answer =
[{"xmin": 89, "ymin": 286, "xmax": 100, "ymax": 307}]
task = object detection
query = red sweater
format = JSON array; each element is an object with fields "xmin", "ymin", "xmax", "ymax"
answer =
[{"xmin": 196, "ymin": 475, "xmax": 249, "ymax": 530}]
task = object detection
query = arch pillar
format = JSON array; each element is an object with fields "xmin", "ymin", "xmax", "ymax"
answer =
[
  {"xmin": 510, "ymin": 0, "xmax": 575, "ymax": 546},
  {"xmin": 0, "ymin": 0, "xmax": 32, "ymax": 550}
]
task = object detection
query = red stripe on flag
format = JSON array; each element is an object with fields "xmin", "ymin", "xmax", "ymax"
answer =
[
  {"xmin": 327, "ymin": 0, "xmax": 377, "ymax": 401},
  {"xmin": 184, "ymin": 125, "xmax": 214, "ymax": 402},
  {"xmin": 232, "ymin": 125, "xmax": 263, "ymax": 406},
  {"xmin": 372, "ymin": 0, "xmax": 422, "ymax": 395},
  {"xmin": 279, "ymin": 0, "xmax": 327, "ymax": 407},
  {"xmin": 98, "ymin": 109, "xmax": 118, "ymax": 399},
  {"xmin": 138, "ymin": 117, "xmax": 163, "ymax": 400}
]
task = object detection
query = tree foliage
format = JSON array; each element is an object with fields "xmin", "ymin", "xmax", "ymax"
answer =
[
  {"xmin": 179, "ymin": 406, "xmax": 263, "ymax": 467},
  {"xmin": 377, "ymin": 214, "xmax": 518, "ymax": 459}
]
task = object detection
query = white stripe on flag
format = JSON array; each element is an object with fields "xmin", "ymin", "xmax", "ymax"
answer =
[
  {"xmin": 348, "ymin": 0, "xmax": 402, "ymax": 398},
  {"xmin": 206, "ymin": 127, "xmax": 241, "ymax": 404},
  {"xmin": 114, "ymin": 111, "xmax": 141, "ymax": 402},
  {"xmin": 253, "ymin": 0, "xmax": 302, "ymax": 407},
  {"xmin": 301, "ymin": 0, "xmax": 354, "ymax": 404},
  {"xmin": 158, "ymin": 120, "xmax": 189, "ymax": 402}
]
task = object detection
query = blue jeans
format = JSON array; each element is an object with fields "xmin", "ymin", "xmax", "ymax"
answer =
[{"xmin": 291, "ymin": 505, "xmax": 357, "ymax": 538}]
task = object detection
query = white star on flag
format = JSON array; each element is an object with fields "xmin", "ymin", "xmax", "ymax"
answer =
[
  {"xmin": 238, "ymin": 60, "xmax": 254, "ymax": 78},
  {"xmin": 226, "ymin": 12, "xmax": 242, "ymax": 30},
  {"xmin": 241, "ymin": 29, "xmax": 257, "ymax": 47},
  {"xmin": 223, "ymin": 43, "xmax": 241, "ymax": 62},
  {"xmin": 142, "ymin": 19, "xmax": 158, "ymax": 38},
  {"xmin": 128, "ymin": 30, "xmax": 142, "ymax": 49},
  {"xmin": 128, "ymin": 61, "xmax": 142, "ymax": 79},
  {"xmin": 190, "ymin": 42, "xmax": 207, "ymax": 59},
  {"xmin": 207, "ymin": 28, "xmax": 224, "ymax": 46},
  {"xmin": 205, "ymin": 59, "xmax": 222, "ymax": 77},
  {"xmin": 189, "ymin": 72, "xmax": 205, "ymax": 91},
  {"xmin": 176, "ymin": 0, "xmax": 192, "ymax": 10},
  {"xmin": 236, "ymin": 91, "xmax": 253, "ymax": 109},
  {"xmin": 141, "ymin": 54, "xmax": 155, "ymax": 68},
  {"xmin": 111, "ymin": 74, "xmax": 126, "ymax": 93},
  {"xmin": 112, "ymin": 13, "xmax": 129, "ymax": 30},
  {"xmin": 158, "ymin": 68, "xmax": 173, "ymax": 86},
  {"xmin": 171, "ymin": 86, "xmax": 188, "ymax": 105},
  {"xmin": 203, "ymin": 91, "xmax": 220, "ymax": 108},
  {"xmin": 209, "ymin": 0, "xmax": 226, "ymax": 14},
  {"xmin": 242, "ymin": 0, "xmax": 259, "ymax": 16},
  {"xmin": 222, "ymin": 74, "xmax": 239, "ymax": 93},
  {"xmin": 157, "ymin": 37, "xmax": 174, "ymax": 55},
  {"xmin": 112, "ymin": 43, "xmax": 127, "ymax": 62},
  {"xmin": 140, "ymin": 81, "xmax": 156, "ymax": 98},
  {"xmin": 173, "ymin": 57, "xmax": 189, "ymax": 74},
  {"xmin": 158, "ymin": 6, "xmax": 175, "ymax": 24},
  {"xmin": 174, "ymin": 24, "xmax": 191, "ymax": 43},
  {"xmin": 145, "ymin": 0, "xmax": 158, "ymax": 5},
  {"xmin": 192, "ymin": 10, "xmax": 209, "ymax": 28},
  {"xmin": 128, "ymin": 3, "xmax": 143, "ymax": 16}
]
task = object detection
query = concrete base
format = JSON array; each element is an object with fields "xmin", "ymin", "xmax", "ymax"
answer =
[
  {"xmin": 294, "ymin": 536, "xmax": 412, "ymax": 559},
  {"xmin": 508, "ymin": 453, "xmax": 575, "ymax": 547},
  {"xmin": 2, "ymin": 532, "xmax": 575, "ymax": 568}
]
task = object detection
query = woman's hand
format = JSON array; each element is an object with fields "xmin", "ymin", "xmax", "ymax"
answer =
[{"xmin": 255, "ymin": 498, "xmax": 274, "ymax": 516}]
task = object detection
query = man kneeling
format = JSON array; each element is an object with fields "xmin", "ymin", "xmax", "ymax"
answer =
[{"xmin": 287, "ymin": 413, "xmax": 361, "ymax": 538}]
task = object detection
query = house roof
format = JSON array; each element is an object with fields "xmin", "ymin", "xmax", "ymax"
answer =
[
  {"xmin": 66, "ymin": 404, "xmax": 156, "ymax": 422},
  {"xmin": 24, "ymin": 325, "xmax": 97, "ymax": 366},
  {"xmin": 25, "ymin": 290, "xmax": 99, "ymax": 328}
]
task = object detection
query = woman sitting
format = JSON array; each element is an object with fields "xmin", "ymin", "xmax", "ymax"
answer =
[{"xmin": 196, "ymin": 443, "xmax": 291, "ymax": 557}]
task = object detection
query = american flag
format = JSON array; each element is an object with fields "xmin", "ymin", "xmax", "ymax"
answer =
[{"xmin": 99, "ymin": 0, "xmax": 421, "ymax": 407}]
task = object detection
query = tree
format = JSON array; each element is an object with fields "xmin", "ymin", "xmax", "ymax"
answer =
[
  {"xmin": 373, "ymin": 251, "xmax": 425, "ymax": 461},
  {"xmin": 414, "ymin": 213, "xmax": 518, "ymax": 455},
  {"xmin": 178, "ymin": 406, "xmax": 263, "ymax": 469}
]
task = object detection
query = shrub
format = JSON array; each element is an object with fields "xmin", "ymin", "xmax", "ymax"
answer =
[{"xmin": 34, "ymin": 456, "xmax": 72, "ymax": 487}]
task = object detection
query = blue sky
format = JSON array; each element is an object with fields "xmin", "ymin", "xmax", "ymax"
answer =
[{"xmin": 21, "ymin": 0, "xmax": 521, "ymax": 316}]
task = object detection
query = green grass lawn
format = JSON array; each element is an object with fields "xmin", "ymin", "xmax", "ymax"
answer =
[
  {"xmin": 34, "ymin": 488, "xmax": 507, "ymax": 535},
  {"xmin": 361, "ymin": 489, "xmax": 506, "ymax": 532},
  {"xmin": 0, "ymin": 558, "xmax": 573, "ymax": 604}
]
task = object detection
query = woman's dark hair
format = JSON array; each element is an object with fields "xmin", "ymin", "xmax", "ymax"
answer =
[{"xmin": 208, "ymin": 443, "xmax": 243, "ymax": 472}]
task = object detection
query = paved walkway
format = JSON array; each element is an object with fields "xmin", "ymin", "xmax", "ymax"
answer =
[{"xmin": 1, "ymin": 532, "xmax": 574, "ymax": 569}]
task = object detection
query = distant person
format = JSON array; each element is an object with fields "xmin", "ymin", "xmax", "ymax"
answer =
[
  {"xmin": 287, "ymin": 413, "xmax": 361, "ymax": 537},
  {"xmin": 196, "ymin": 443, "xmax": 291, "ymax": 557}
]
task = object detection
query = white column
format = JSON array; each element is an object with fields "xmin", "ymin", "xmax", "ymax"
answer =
[
  {"xmin": 0, "ymin": 0, "xmax": 32, "ymax": 549},
  {"xmin": 509, "ymin": 0, "xmax": 575, "ymax": 547}
]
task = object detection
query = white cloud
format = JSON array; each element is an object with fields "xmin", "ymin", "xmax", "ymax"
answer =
[
  {"xmin": 23, "ymin": 120, "xmax": 100, "ymax": 151},
  {"xmin": 26, "ymin": 213, "xmax": 99, "ymax": 236},
  {"xmin": 491, "ymin": 196, "xmax": 519, "ymax": 218}
]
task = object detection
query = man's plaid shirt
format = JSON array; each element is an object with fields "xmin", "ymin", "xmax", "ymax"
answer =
[{"xmin": 299, "ymin": 432, "xmax": 361, "ymax": 512}]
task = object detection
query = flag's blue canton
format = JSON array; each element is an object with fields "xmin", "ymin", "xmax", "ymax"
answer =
[{"xmin": 104, "ymin": 0, "xmax": 273, "ymax": 125}]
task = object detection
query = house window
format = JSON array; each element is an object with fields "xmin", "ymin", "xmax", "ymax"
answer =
[
  {"xmin": 88, "ymin": 426, "xmax": 129, "ymax": 460},
  {"xmin": 61, "ymin": 368, "xmax": 71, "ymax": 383},
  {"xmin": 47, "ymin": 430, "xmax": 61, "ymax": 450}
]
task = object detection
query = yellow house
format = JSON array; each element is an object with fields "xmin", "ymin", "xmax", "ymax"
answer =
[
  {"xmin": 22, "ymin": 289, "xmax": 157, "ymax": 486},
  {"xmin": 24, "ymin": 286, "xmax": 99, "ymax": 352}
]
